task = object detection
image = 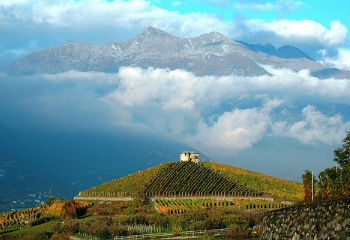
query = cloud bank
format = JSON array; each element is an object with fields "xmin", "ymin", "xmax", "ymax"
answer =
[
  {"xmin": 105, "ymin": 66, "xmax": 350, "ymax": 110},
  {"xmin": 0, "ymin": 64, "xmax": 349, "ymax": 161},
  {"xmin": 99, "ymin": 66, "xmax": 349, "ymax": 159}
]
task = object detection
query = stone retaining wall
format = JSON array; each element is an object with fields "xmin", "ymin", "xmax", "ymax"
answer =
[
  {"xmin": 261, "ymin": 198, "xmax": 350, "ymax": 240},
  {"xmin": 73, "ymin": 196, "xmax": 133, "ymax": 201}
]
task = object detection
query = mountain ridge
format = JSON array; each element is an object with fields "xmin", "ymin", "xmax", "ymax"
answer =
[
  {"xmin": 238, "ymin": 41, "xmax": 313, "ymax": 60},
  {"xmin": 3, "ymin": 26, "xmax": 348, "ymax": 79}
]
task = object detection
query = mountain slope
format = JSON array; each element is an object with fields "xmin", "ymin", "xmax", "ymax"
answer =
[
  {"xmin": 239, "ymin": 41, "xmax": 313, "ymax": 60},
  {"xmin": 311, "ymin": 68, "xmax": 350, "ymax": 79},
  {"xmin": 79, "ymin": 161, "xmax": 303, "ymax": 201},
  {"xmin": 3, "ymin": 26, "xmax": 347, "ymax": 79},
  {"xmin": 2, "ymin": 27, "xmax": 267, "ymax": 76}
]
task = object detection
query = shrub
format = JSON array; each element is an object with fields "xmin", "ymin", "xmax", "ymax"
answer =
[
  {"xmin": 171, "ymin": 224, "xmax": 182, "ymax": 236},
  {"xmin": 45, "ymin": 196, "xmax": 56, "ymax": 207},
  {"xmin": 34, "ymin": 231, "xmax": 53, "ymax": 240},
  {"xmin": 28, "ymin": 217, "xmax": 51, "ymax": 227},
  {"xmin": 223, "ymin": 224, "xmax": 250, "ymax": 240},
  {"xmin": 50, "ymin": 233, "xmax": 70, "ymax": 240}
]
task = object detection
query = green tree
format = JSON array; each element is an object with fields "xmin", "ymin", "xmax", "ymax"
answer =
[
  {"xmin": 316, "ymin": 131, "xmax": 350, "ymax": 200},
  {"xmin": 317, "ymin": 167, "xmax": 342, "ymax": 199},
  {"xmin": 45, "ymin": 196, "xmax": 56, "ymax": 206},
  {"xmin": 334, "ymin": 131, "xmax": 350, "ymax": 196},
  {"xmin": 334, "ymin": 131, "xmax": 350, "ymax": 168}
]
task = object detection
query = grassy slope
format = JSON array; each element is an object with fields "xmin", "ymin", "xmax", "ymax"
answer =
[
  {"xmin": 6, "ymin": 220, "xmax": 58, "ymax": 236},
  {"xmin": 81, "ymin": 163, "xmax": 170, "ymax": 196},
  {"xmin": 202, "ymin": 161, "xmax": 303, "ymax": 201}
]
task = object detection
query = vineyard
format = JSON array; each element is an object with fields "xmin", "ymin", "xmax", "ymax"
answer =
[
  {"xmin": 0, "ymin": 208, "xmax": 41, "ymax": 233},
  {"xmin": 78, "ymin": 161, "xmax": 303, "ymax": 201},
  {"xmin": 154, "ymin": 198, "xmax": 288, "ymax": 214},
  {"xmin": 0, "ymin": 200, "xmax": 93, "ymax": 235},
  {"xmin": 144, "ymin": 162, "xmax": 261, "ymax": 197},
  {"xmin": 202, "ymin": 162, "xmax": 304, "ymax": 200},
  {"xmin": 80, "ymin": 163, "xmax": 169, "ymax": 197}
]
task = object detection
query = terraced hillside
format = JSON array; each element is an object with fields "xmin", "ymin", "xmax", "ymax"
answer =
[{"xmin": 79, "ymin": 161, "xmax": 303, "ymax": 201}]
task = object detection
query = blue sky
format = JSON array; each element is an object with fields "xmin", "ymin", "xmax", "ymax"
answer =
[{"xmin": 151, "ymin": 0, "xmax": 349, "ymax": 32}]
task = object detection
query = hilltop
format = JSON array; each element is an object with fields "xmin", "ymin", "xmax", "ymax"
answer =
[{"xmin": 78, "ymin": 161, "xmax": 303, "ymax": 201}]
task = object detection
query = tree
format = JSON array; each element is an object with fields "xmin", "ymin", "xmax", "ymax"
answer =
[
  {"xmin": 341, "ymin": 164, "xmax": 350, "ymax": 195},
  {"xmin": 317, "ymin": 167, "xmax": 342, "ymax": 199},
  {"xmin": 334, "ymin": 131, "xmax": 350, "ymax": 196},
  {"xmin": 302, "ymin": 170, "xmax": 316, "ymax": 201},
  {"xmin": 45, "ymin": 196, "xmax": 56, "ymax": 206},
  {"xmin": 315, "ymin": 131, "xmax": 350, "ymax": 200},
  {"xmin": 334, "ymin": 131, "xmax": 350, "ymax": 168}
]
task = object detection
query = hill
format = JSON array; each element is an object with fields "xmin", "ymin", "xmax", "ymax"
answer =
[{"xmin": 79, "ymin": 161, "xmax": 303, "ymax": 201}]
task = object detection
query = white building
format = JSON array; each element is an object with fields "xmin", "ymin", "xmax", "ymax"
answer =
[{"xmin": 180, "ymin": 151, "xmax": 199, "ymax": 163}]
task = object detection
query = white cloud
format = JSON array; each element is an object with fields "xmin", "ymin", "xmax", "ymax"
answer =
[
  {"xmin": 104, "ymin": 67, "xmax": 199, "ymax": 111},
  {"xmin": 272, "ymin": 105, "xmax": 350, "ymax": 145},
  {"xmin": 261, "ymin": 66, "xmax": 349, "ymax": 99},
  {"xmin": 186, "ymin": 99, "xmax": 282, "ymax": 157},
  {"xmin": 320, "ymin": 48, "xmax": 350, "ymax": 71},
  {"xmin": 235, "ymin": 0, "xmax": 303, "ymax": 12},
  {"xmin": 99, "ymin": 66, "xmax": 349, "ymax": 157},
  {"xmin": 0, "ymin": 0, "xmax": 228, "ymax": 37},
  {"xmin": 0, "ymin": 0, "xmax": 28, "ymax": 7},
  {"xmin": 104, "ymin": 66, "xmax": 350, "ymax": 113},
  {"xmin": 246, "ymin": 19, "xmax": 347, "ymax": 47}
]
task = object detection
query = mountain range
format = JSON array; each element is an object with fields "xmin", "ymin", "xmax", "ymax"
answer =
[{"xmin": 2, "ymin": 26, "xmax": 349, "ymax": 79}]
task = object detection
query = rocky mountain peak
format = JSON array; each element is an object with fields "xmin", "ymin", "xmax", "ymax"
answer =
[
  {"xmin": 137, "ymin": 26, "xmax": 173, "ymax": 39},
  {"xmin": 196, "ymin": 31, "xmax": 231, "ymax": 43}
]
